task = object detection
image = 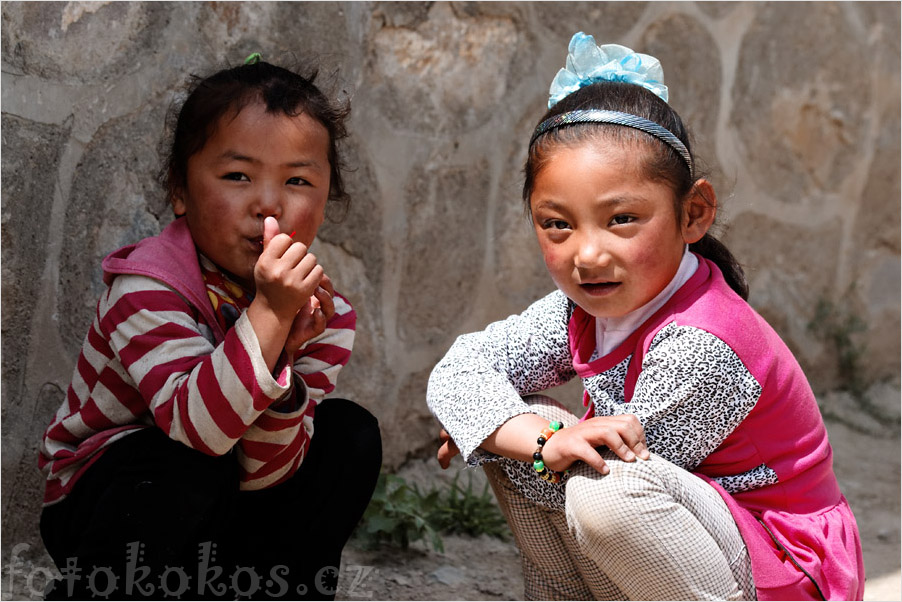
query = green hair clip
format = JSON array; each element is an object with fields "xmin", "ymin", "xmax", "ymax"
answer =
[{"xmin": 244, "ymin": 52, "xmax": 262, "ymax": 65}]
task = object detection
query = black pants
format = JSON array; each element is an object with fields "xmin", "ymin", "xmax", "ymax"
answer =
[{"xmin": 40, "ymin": 399, "xmax": 381, "ymax": 600}]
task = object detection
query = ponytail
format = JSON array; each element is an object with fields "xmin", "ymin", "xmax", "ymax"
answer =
[{"xmin": 690, "ymin": 234, "xmax": 749, "ymax": 300}]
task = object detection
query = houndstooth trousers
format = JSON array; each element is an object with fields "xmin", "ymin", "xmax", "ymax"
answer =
[{"xmin": 483, "ymin": 395, "xmax": 756, "ymax": 601}]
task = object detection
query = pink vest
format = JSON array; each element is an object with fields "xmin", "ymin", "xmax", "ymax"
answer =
[{"xmin": 569, "ymin": 258, "xmax": 864, "ymax": 600}]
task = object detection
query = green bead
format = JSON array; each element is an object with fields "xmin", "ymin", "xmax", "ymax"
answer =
[
  {"xmin": 550, "ymin": 421, "xmax": 562, "ymax": 431},
  {"xmin": 533, "ymin": 460, "xmax": 545, "ymax": 472}
]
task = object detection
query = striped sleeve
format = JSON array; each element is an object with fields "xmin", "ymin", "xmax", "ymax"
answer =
[
  {"xmin": 292, "ymin": 292, "xmax": 356, "ymax": 402},
  {"xmin": 236, "ymin": 389, "xmax": 316, "ymax": 490},
  {"xmin": 234, "ymin": 292, "xmax": 355, "ymax": 490},
  {"xmin": 102, "ymin": 274, "xmax": 293, "ymax": 456}
]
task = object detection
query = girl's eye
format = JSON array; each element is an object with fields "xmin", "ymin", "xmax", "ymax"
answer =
[
  {"xmin": 223, "ymin": 172, "xmax": 249, "ymax": 182},
  {"xmin": 543, "ymin": 219, "xmax": 571, "ymax": 230},
  {"xmin": 610, "ymin": 214, "xmax": 635, "ymax": 226},
  {"xmin": 286, "ymin": 177, "xmax": 310, "ymax": 186}
]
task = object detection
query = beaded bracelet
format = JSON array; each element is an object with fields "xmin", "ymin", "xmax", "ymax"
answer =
[{"xmin": 532, "ymin": 421, "xmax": 564, "ymax": 483}]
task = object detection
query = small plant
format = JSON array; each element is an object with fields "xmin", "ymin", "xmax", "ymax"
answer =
[
  {"xmin": 354, "ymin": 473, "xmax": 445, "ymax": 552},
  {"xmin": 352, "ymin": 472, "xmax": 509, "ymax": 552},
  {"xmin": 427, "ymin": 473, "xmax": 509, "ymax": 539}
]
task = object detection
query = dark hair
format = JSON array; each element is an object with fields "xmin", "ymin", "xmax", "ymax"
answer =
[
  {"xmin": 523, "ymin": 81, "xmax": 749, "ymax": 300},
  {"xmin": 161, "ymin": 60, "xmax": 350, "ymax": 212}
]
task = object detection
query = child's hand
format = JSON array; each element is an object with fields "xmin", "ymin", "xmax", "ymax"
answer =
[
  {"xmin": 284, "ymin": 273, "xmax": 336, "ymax": 359},
  {"xmin": 246, "ymin": 217, "xmax": 324, "ymax": 372},
  {"xmin": 253, "ymin": 217, "xmax": 323, "ymax": 320},
  {"xmin": 437, "ymin": 428, "xmax": 460, "ymax": 469},
  {"xmin": 541, "ymin": 414, "xmax": 649, "ymax": 475}
]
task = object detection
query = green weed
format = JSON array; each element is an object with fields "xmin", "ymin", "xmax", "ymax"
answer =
[
  {"xmin": 353, "ymin": 471, "xmax": 508, "ymax": 552},
  {"xmin": 428, "ymin": 473, "xmax": 509, "ymax": 540},
  {"xmin": 354, "ymin": 473, "xmax": 445, "ymax": 552}
]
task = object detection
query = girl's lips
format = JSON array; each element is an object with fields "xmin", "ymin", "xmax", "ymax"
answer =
[
  {"xmin": 247, "ymin": 236, "xmax": 264, "ymax": 253},
  {"xmin": 580, "ymin": 282, "xmax": 621, "ymax": 296}
]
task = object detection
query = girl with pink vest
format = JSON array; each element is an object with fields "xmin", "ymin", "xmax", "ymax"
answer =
[{"xmin": 427, "ymin": 33, "xmax": 864, "ymax": 600}]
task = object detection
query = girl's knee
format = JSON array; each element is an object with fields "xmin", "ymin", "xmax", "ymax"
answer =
[
  {"xmin": 316, "ymin": 398, "xmax": 382, "ymax": 459},
  {"xmin": 564, "ymin": 453, "xmax": 671, "ymax": 537},
  {"xmin": 94, "ymin": 428, "xmax": 238, "ymax": 501}
]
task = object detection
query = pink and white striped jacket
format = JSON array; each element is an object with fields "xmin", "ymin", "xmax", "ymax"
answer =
[{"xmin": 39, "ymin": 218, "xmax": 355, "ymax": 505}]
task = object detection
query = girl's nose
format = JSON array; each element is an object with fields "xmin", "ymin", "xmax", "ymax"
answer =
[
  {"xmin": 253, "ymin": 186, "xmax": 282, "ymax": 219},
  {"xmin": 575, "ymin": 235, "xmax": 610, "ymax": 269}
]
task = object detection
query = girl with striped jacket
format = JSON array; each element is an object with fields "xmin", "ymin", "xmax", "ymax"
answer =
[{"xmin": 39, "ymin": 58, "xmax": 380, "ymax": 600}]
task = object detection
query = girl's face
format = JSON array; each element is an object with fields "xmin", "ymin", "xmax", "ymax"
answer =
[
  {"xmin": 530, "ymin": 140, "xmax": 710, "ymax": 319},
  {"xmin": 172, "ymin": 101, "xmax": 331, "ymax": 290}
]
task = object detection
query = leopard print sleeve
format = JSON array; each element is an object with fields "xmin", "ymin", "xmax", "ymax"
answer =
[
  {"xmin": 622, "ymin": 323, "xmax": 763, "ymax": 471},
  {"xmin": 427, "ymin": 290, "xmax": 577, "ymax": 463}
]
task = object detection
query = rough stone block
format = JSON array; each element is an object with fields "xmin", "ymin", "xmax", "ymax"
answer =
[
  {"xmin": 1, "ymin": 2, "xmax": 170, "ymax": 83},
  {"xmin": 723, "ymin": 213, "xmax": 845, "ymax": 389},
  {"xmin": 369, "ymin": 2, "xmax": 518, "ymax": 133},
  {"xmin": 1, "ymin": 384, "xmax": 65, "ymax": 563},
  {"xmin": 640, "ymin": 12, "xmax": 722, "ymax": 184},
  {"xmin": 732, "ymin": 3, "xmax": 869, "ymax": 203},
  {"xmin": 0, "ymin": 115, "xmax": 69, "ymax": 400},
  {"xmin": 58, "ymin": 106, "xmax": 172, "ymax": 355},
  {"xmin": 398, "ymin": 154, "xmax": 489, "ymax": 344},
  {"xmin": 536, "ymin": 2, "xmax": 649, "ymax": 42},
  {"xmin": 317, "ymin": 137, "xmax": 384, "ymax": 281}
]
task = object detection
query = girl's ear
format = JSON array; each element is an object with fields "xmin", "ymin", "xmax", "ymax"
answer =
[
  {"xmin": 171, "ymin": 190, "xmax": 187, "ymax": 217},
  {"xmin": 681, "ymin": 179, "xmax": 717, "ymax": 244}
]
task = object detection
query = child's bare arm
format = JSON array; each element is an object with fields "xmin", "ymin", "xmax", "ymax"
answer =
[{"xmin": 480, "ymin": 413, "xmax": 649, "ymax": 475}]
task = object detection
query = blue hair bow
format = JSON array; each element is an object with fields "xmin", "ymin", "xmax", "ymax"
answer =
[{"xmin": 548, "ymin": 32, "xmax": 669, "ymax": 108}]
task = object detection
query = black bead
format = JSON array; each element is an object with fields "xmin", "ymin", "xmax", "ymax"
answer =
[
  {"xmin": 537, "ymin": 436, "xmax": 546, "ymax": 445},
  {"xmin": 533, "ymin": 451, "xmax": 543, "ymax": 461}
]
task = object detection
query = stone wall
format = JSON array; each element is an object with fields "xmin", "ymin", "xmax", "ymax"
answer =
[{"xmin": 2, "ymin": 0, "xmax": 899, "ymax": 587}]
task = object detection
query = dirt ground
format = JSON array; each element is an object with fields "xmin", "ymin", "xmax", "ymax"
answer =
[{"xmin": 335, "ymin": 413, "xmax": 901, "ymax": 601}]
